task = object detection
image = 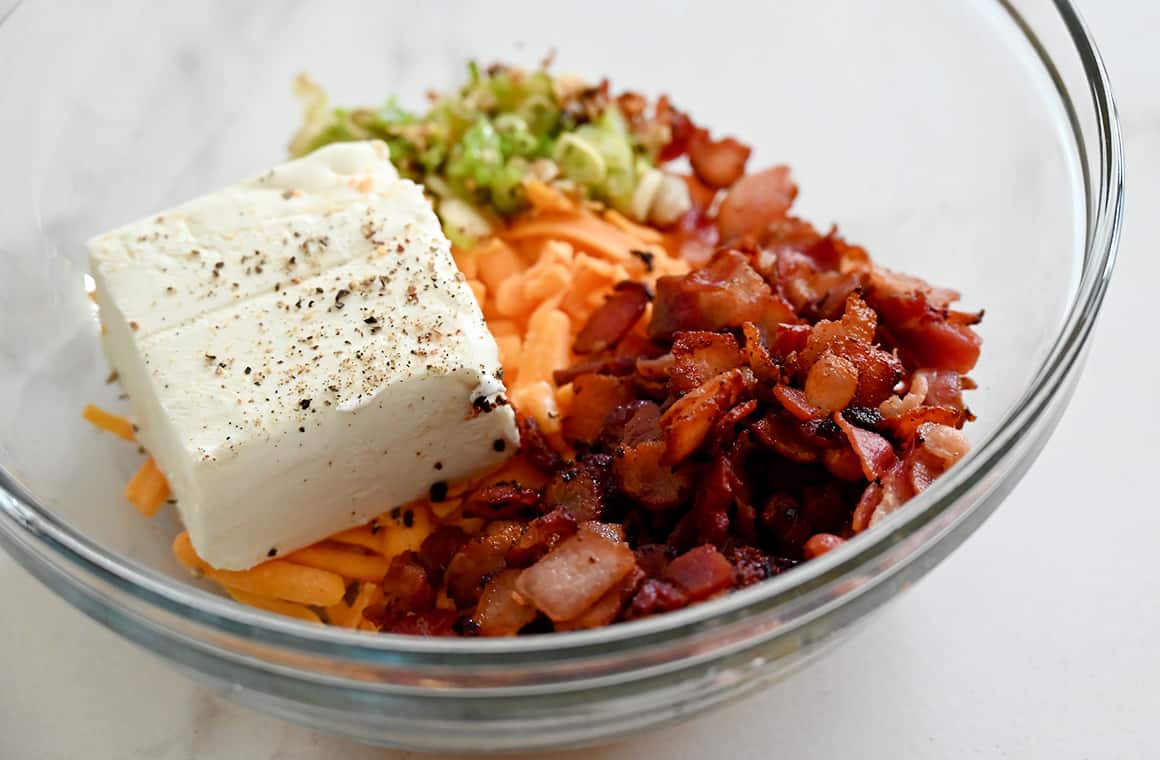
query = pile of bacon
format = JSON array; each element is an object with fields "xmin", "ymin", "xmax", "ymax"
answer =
[{"xmin": 365, "ymin": 113, "xmax": 983, "ymax": 637}]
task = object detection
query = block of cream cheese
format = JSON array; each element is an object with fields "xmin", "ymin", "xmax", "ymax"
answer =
[{"xmin": 89, "ymin": 141, "xmax": 517, "ymax": 570}]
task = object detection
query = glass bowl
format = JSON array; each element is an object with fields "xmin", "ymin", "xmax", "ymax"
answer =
[{"xmin": 0, "ymin": 1, "xmax": 1120, "ymax": 753}]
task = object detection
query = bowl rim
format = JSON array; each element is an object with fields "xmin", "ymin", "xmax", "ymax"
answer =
[{"xmin": 0, "ymin": 0, "xmax": 1123, "ymax": 668}]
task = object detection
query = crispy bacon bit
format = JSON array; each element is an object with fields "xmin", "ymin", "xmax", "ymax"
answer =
[
  {"xmin": 916, "ymin": 422, "xmax": 970, "ymax": 464},
  {"xmin": 916, "ymin": 368, "xmax": 967, "ymax": 411},
  {"xmin": 516, "ymin": 414, "xmax": 563, "ymax": 472},
  {"xmin": 716, "ymin": 166, "xmax": 798, "ymax": 241},
  {"xmin": 829, "ymin": 338, "xmax": 904, "ymax": 408},
  {"xmin": 650, "ymin": 250, "xmax": 794, "ymax": 339},
  {"xmin": 515, "ymin": 531, "xmax": 636, "ymax": 622},
  {"xmin": 376, "ymin": 551, "xmax": 435, "ymax": 614},
  {"xmin": 417, "ymin": 526, "xmax": 469, "ymax": 583},
  {"xmin": 688, "ymin": 132, "xmax": 751, "ymax": 189},
  {"xmin": 711, "ymin": 399, "xmax": 760, "ymax": 449},
  {"xmin": 660, "ymin": 367, "xmax": 755, "ymax": 464},
  {"xmin": 462, "ymin": 482, "xmax": 542, "ymax": 519},
  {"xmin": 444, "ymin": 530, "xmax": 518, "ymax": 607},
  {"xmin": 573, "ymin": 281, "xmax": 652, "ymax": 355},
  {"xmin": 867, "ymin": 288, "xmax": 981, "ymax": 373},
  {"xmin": 798, "ymin": 293, "xmax": 878, "ymax": 371},
  {"xmin": 669, "ymin": 331, "xmax": 744, "ymax": 394},
  {"xmin": 727, "ymin": 545, "xmax": 779, "ymax": 587},
  {"xmin": 751, "ymin": 412, "xmax": 821, "ymax": 464},
  {"xmin": 614, "ymin": 440, "xmax": 690, "ymax": 509},
  {"xmin": 625, "ymin": 578, "xmax": 690, "ymax": 619},
  {"xmin": 634, "ymin": 544, "xmax": 675, "ymax": 577},
  {"xmin": 739, "ymin": 322, "xmax": 779, "ymax": 382},
  {"xmin": 543, "ymin": 461, "xmax": 608, "ymax": 522},
  {"xmin": 822, "ymin": 446, "xmax": 866, "ymax": 482},
  {"xmin": 339, "ymin": 131, "xmax": 983, "ymax": 637},
  {"xmin": 774, "ymin": 385, "xmax": 823, "ymax": 421},
  {"xmin": 553, "ymin": 353, "xmax": 637, "ymax": 386},
  {"xmin": 562, "ymin": 374, "xmax": 634, "ymax": 446},
  {"xmin": 600, "ymin": 400, "xmax": 661, "ymax": 449},
  {"xmin": 762, "ymin": 492, "xmax": 813, "ymax": 556},
  {"xmin": 804, "ymin": 352, "xmax": 859, "ymax": 412},
  {"xmin": 770, "ymin": 323, "xmax": 811, "ymax": 359},
  {"xmin": 370, "ymin": 609, "xmax": 459, "ymax": 636},
  {"xmin": 506, "ymin": 507, "xmax": 578, "ymax": 567},
  {"xmin": 662, "ymin": 545, "xmax": 735, "ymax": 601},
  {"xmin": 656, "ymin": 95, "xmax": 696, "ymax": 162},
  {"xmin": 803, "ymin": 533, "xmax": 844, "ymax": 560},
  {"xmin": 556, "ymin": 566, "xmax": 645, "ymax": 630},
  {"xmin": 834, "ymin": 412, "xmax": 896, "ymax": 480},
  {"xmin": 890, "ymin": 405, "xmax": 962, "ymax": 444},
  {"xmin": 470, "ymin": 569, "xmax": 538, "ymax": 636}
]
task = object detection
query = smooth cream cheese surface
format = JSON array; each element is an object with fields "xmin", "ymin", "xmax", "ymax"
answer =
[{"xmin": 89, "ymin": 141, "xmax": 517, "ymax": 570}]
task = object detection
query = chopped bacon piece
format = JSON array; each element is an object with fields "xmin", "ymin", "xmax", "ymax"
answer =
[
  {"xmin": 634, "ymin": 543, "xmax": 676, "ymax": 577},
  {"xmin": 417, "ymin": 526, "xmax": 469, "ymax": 583},
  {"xmin": 624, "ymin": 578, "xmax": 691, "ymax": 619},
  {"xmin": 751, "ymin": 412, "xmax": 821, "ymax": 464},
  {"xmin": 370, "ymin": 609, "xmax": 459, "ymax": 637},
  {"xmin": 376, "ymin": 551, "xmax": 435, "ymax": 614},
  {"xmin": 662, "ymin": 544, "xmax": 735, "ymax": 601},
  {"xmin": 660, "ymin": 367, "xmax": 755, "ymax": 464},
  {"xmin": 461, "ymin": 482, "xmax": 543, "ymax": 519},
  {"xmin": 542, "ymin": 461, "xmax": 609, "ymax": 523},
  {"xmin": 556, "ymin": 566, "xmax": 645, "ymax": 631},
  {"xmin": 741, "ymin": 322, "xmax": 781, "ymax": 384},
  {"xmin": 506, "ymin": 507, "xmax": 579, "ymax": 567},
  {"xmin": 727, "ymin": 545, "xmax": 778, "ymax": 586},
  {"xmin": 834, "ymin": 412, "xmax": 896, "ymax": 480},
  {"xmin": 562, "ymin": 374, "xmax": 634, "ymax": 446},
  {"xmin": 804, "ymin": 352, "xmax": 859, "ymax": 412},
  {"xmin": 553, "ymin": 353, "xmax": 637, "ymax": 386},
  {"xmin": 761, "ymin": 492, "xmax": 813, "ymax": 557},
  {"xmin": 773, "ymin": 385, "xmax": 823, "ymax": 421},
  {"xmin": 916, "ymin": 368, "xmax": 967, "ymax": 410},
  {"xmin": 803, "ymin": 533, "xmax": 845, "ymax": 559},
  {"xmin": 890, "ymin": 405, "xmax": 963, "ymax": 444},
  {"xmin": 827, "ymin": 338, "xmax": 905, "ymax": 408},
  {"xmin": 770, "ymin": 323, "xmax": 811, "ymax": 359},
  {"xmin": 600, "ymin": 400, "xmax": 662, "ymax": 450},
  {"xmin": 692, "ymin": 455, "xmax": 743, "ymax": 548},
  {"xmin": 516, "ymin": 531, "xmax": 636, "ymax": 622},
  {"xmin": 614, "ymin": 439, "xmax": 691, "ymax": 509},
  {"xmin": 688, "ymin": 132, "xmax": 751, "ymax": 188},
  {"xmin": 716, "ymin": 166, "xmax": 798, "ymax": 241},
  {"xmin": 444, "ymin": 531, "xmax": 518, "ymax": 608},
  {"xmin": 867, "ymin": 288, "xmax": 981, "ymax": 373},
  {"xmin": 822, "ymin": 446, "xmax": 865, "ymax": 482},
  {"xmin": 573, "ymin": 281, "xmax": 653, "ymax": 354},
  {"xmin": 711, "ymin": 399, "xmax": 760, "ymax": 449},
  {"xmin": 470, "ymin": 569, "xmax": 538, "ymax": 636},
  {"xmin": 798, "ymin": 293, "xmax": 878, "ymax": 371},
  {"xmin": 669, "ymin": 331, "xmax": 744, "ymax": 394},
  {"xmin": 516, "ymin": 414, "xmax": 563, "ymax": 472},
  {"xmin": 649, "ymin": 250, "xmax": 795, "ymax": 340},
  {"xmin": 581, "ymin": 521, "xmax": 626, "ymax": 544},
  {"xmin": 656, "ymin": 95, "xmax": 696, "ymax": 162},
  {"xmin": 868, "ymin": 267, "xmax": 961, "ymax": 309},
  {"xmin": 669, "ymin": 194, "xmax": 721, "ymax": 265}
]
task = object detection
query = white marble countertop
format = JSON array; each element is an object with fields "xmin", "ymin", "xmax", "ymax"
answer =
[{"xmin": 3, "ymin": 2, "xmax": 1158, "ymax": 759}]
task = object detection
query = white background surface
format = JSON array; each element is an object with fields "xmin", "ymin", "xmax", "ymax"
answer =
[{"xmin": 2, "ymin": 2, "xmax": 1157, "ymax": 758}]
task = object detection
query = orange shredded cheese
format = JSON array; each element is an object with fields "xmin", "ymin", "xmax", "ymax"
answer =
[
  {"xmin": 82, "ymin": 404, "xmax": 135, "ymax": 441},
  {"xmin": 123, "ymin": 458, "xmax": 169, "ymax": 516}
]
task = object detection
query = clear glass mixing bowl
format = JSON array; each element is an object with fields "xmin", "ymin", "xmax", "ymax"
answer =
[{"xmin": 0, "ymin": 1, "xmax": 1121, "ymax": 752}]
